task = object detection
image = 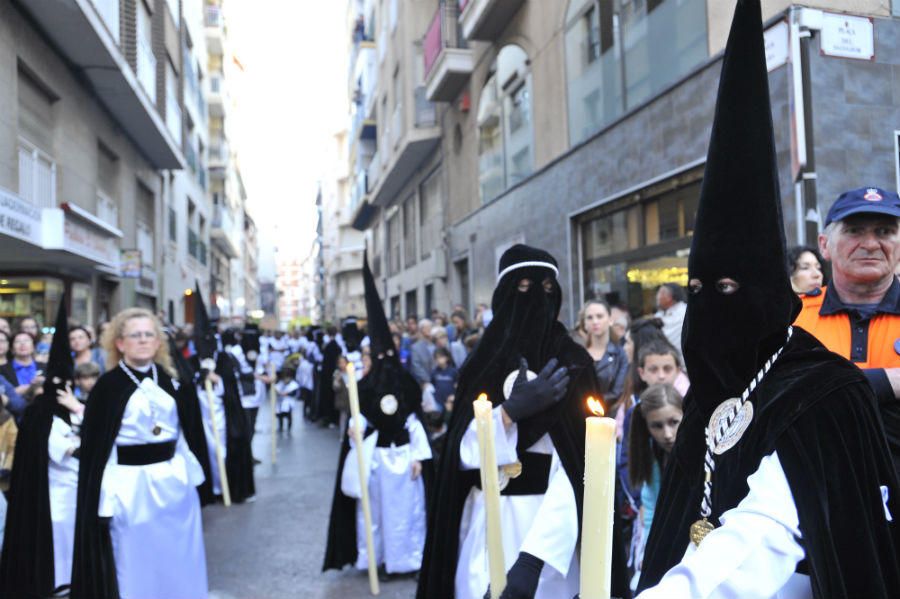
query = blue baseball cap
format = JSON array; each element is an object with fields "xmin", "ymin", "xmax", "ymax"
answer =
[{"xmin": 825, "ymin": 187, "xmax": 900, "ymax": 227}]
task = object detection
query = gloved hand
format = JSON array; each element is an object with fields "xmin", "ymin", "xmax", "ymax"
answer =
[
  {"xmin": 500, "ymin": 552, "xmax": 545, "ymax": 599},
  {"xmin": 501, "ymin": 357, "xmax": 569, "ymax": 422}
]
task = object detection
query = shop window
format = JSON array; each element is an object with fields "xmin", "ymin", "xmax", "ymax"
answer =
[
  {"xmin": 0, "ymin": 278, "xmax": 64, "ymax": 327},
  {"xmin": 564, "ymin": 0, "xmax": 708, "ymax": 146},
  {"xmin": 477, "ymin": 45, "xmax": 533, "ymax": 203},
  {"xmin": 72, "ymin": 283, "xmax": 93, "ymax": 326},
  {"xmin": 405, "ymin": 289, "xmax": 418, "ymax": 319}
]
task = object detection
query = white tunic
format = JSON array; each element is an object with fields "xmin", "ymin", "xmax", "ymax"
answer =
[
  {"xmin": 47, "ymin": 414, "xmax": 81, "ymax": 588},
  {"xmin": 342, "ymin": 413, "xmax": 432, "ymax": 574},
  {"xmin": 198, "ymin": 378, "xmax": 227, "ymax": 495},
  {"xmin": 637, "ymin": 452, "xmax": 812, "ymax": 599},
  {"xmin": 227, "ymin": 345, "xmax": 263, "ymax": 410},
  {"xmin": 455, "ymin": 407, "xmax": 579, "ymax": 599},
  {"xmin": 98, "ymin": 376, "xmax": 207, "ymax": 599}
]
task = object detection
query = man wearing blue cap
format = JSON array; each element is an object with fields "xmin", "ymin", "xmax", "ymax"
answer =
[{"xmin": 795, "ymin": 185, "xmax": 900, "ymax": 474}]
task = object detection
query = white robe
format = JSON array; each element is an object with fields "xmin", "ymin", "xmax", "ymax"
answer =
[
  {"xmin": 98, "ymin": 376, "xmax": 207, "ymax": 599},
  {"xmin": 198, "ymin": 378, "xmax": 227, "ymax": 495},
  {"xmin": 455, "ymin": 407, "xmax": 579, "ymax": 599},
  {"xmin": 228, "ymin": 345, "xmax": 263, "ymax": 410},
  {"xmin": 47, "ymin": 414, "xmax": 81, "ymax": 588},
  {"xmin": 637, "ymin": 452, "xmax": 813, "ymax": 599},
  {"xmin": 342, "ymin": 413, "xmax": 432, "ymax": 574}
]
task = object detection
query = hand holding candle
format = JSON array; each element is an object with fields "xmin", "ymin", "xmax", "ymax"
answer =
[
  {"xmin": 473, "ymin": 393, "xmax": 506, "ymax": 599},
  {"xmin": 580, "ymin": 397, "xmax": 616, "ymax": 599}
]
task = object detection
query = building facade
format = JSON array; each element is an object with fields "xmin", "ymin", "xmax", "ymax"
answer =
[{"xmin": 348, "ymin": 0, "xmax": 900, "ymax": 325}]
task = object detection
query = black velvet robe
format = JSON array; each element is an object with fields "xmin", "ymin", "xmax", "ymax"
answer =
[
  {"xmin": 315, "ymin": 339, "xmax": 341, "ymax": 423},
  {"xmin": 638, "ymin": 329, "xmax": 900, "ymax": 597},
  {"xmin": 69, "ymin": 364, "xmax": 209, "ymax": 599},
  {"xmin": 417, "ymin": 321, "xmax": 630, "ymax": 599}
]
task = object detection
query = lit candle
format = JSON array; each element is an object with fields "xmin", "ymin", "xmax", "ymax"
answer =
[
  {"xmin": 473, "ymin": 393, "xmax": 506, "ymax": 598},
  {"xmin": 346, "ymin": 362, "xmax": 380, "ymax": 596},
  {"xmin": 580, "ymin": 397, "xmax": 616, "ymax": 599}
]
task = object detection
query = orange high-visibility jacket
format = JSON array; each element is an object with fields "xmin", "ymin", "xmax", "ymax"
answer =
[{"xmin": 794, "ymin": 286, "xmax": 900, "ymax": 368}]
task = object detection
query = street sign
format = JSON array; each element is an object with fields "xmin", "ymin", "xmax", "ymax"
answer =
[
  {"xmin": 820, "ymin": 13, "xmax": 875, "ymax": 61},
  {"xmin": 765, "ymin": 20, "xmax": 789, "ymax": 72},
  {"xmin": 120, "ymin": 249, "xmax": 142, "ymax": 278}
]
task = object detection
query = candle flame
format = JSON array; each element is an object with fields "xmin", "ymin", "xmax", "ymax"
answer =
[
  {"xmin": 346, "ymin": 362, "xmax": 356, "ymax": 374},
  {"xmin": 476, "ymin": 392, "xmax": 488, "ymax": 403},
  {"xmin": 587, "ymin": 396, "xmax": 605, "ymax": 417}
]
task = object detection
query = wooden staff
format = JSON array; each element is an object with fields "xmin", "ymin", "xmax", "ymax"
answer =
[
  {"xmin": 269, "ymin": 362, "xmax": 278, "ymax": 464},
  {"xmin": 346, "ymin": 362, "xmax": 379, "ymax": 596},
  {"xmin": 204, "ymin": 377, "xmax": 231, "ymax": 507}
]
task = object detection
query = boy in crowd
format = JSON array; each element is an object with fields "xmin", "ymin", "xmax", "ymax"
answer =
[
  {"xmin": 72, "ymin": 362, "xmax": 100, "ymax": 401},
  {"xmin": 636, "ymin": 341, "xmax": 683, "ymax": 388}
]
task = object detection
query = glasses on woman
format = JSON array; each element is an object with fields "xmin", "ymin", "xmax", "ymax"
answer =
[{"xmin": 124, "ymin": 331, "xmax": 157, "ymax": 340}]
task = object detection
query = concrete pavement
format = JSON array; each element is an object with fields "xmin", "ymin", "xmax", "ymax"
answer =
[{"xmin": 203, "ymin": 403, "xmax": 418, "ymax": 599}]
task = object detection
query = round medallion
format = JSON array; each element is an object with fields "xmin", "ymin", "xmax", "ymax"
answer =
[
  {"xmin": 503, "ymin": 369, "xmax": 538, "ymax": 400},
  {"xmin": 706, "ymin": 398, "xmax": 754, "ymax": 455},
  {"xmin": 246, "ymin": 350, "xmax": 258, "ymax": 361},
  {"xmin": 152, "ymin": 425, "xmax": 162, "ymax": 436},
  {"xmin": 380, "ymin": 394, "xmax": 398, "ymax": 415}
]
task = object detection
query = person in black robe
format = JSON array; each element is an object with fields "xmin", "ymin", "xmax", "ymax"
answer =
[
  {"xmin": 166, "ymin": 329, "xmax": 215, "ymax": 506},
  {"xmin": 315, "ymin": 327, "xmax": 342, "ymax": 426},
  {"xmin": 635, "ymin": 2, "xmax": 900, "ymax": 597},
  {"xmin": 192, "ymin": 286, "xmax": 256, "ymax": 504},
  {"xmin": 417, "ymin": 244, "xmax": 630, "ymax": 599},
  {"xmin": 324, "ymin": 251, "xmax": 432, "ymax": 576},
  {"xmin": 70, "ymin": 308, "xmax": 209, "ymax": 599},
  {"xmin": 0, "ymin": 300, "xmax": 74, "ymax": 597}
]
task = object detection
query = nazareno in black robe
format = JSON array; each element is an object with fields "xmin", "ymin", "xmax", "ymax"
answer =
[
  {"xmin": 192, "ymin": 351, "xmax": 256, "ymax": 503},
  {"xmin": 637, "ymin": 328, "xmax": 900, "ymax": 597},
  {"xmin": 168, "ymin": 337, "xmax": 215, "ymax": 506},
  {"xmin": 69, "ymin": 364, "xmax": 210, "ymax": 599},
  {"xmin": 324, "ymin": 252, "xmax": 433, "ymax": 571},
  {"xmin": 0, "ymin": 301, "xmax": 73, "ymax": 597},
  {"xmin": 417, "ymin": 246, "xmax": 630, "ymax": 599},
  {"xmin": 315, "ymin": 338, "xmax": 341, "ymax": 423}
]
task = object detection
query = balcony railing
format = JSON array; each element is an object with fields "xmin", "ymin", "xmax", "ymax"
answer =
[
  {"xmin": 350, "ymin": 169, "xmax": 368, "ymax": 211},
  {"xmin": 92, "ymin": 0, "xmax": 120, "ymax": 43},
  {"xmin": 205, "ymin": 5, "xmax": 223, "ymax": 28},
  {"xmin": 414, "ymin": 86, "xmax": 436, "ymax": 127},
  {"xmin": 136, "ymin": 38, "xmax": 157, "ymax": 103},
  {"xmin": 424, "ymin": 2, "xmax": 466, "ymax": 78}
]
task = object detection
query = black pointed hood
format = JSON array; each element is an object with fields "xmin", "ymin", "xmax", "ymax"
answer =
[
  {"xmin": 44, "ymin": 298, "xmax": 75, "ymax": 421},
  {"xmin": 362, "ymin": 249, "xmax": 392, "ymax": 358},
  {"xmin": 193, "ymin": 282, "xmax": 217, "ymax": 364},
  {"xmin": 681, "ymin": 0, "xmax": 799, "ymax": 413},
  {"xmin": 341, "ymin": 316, "xmax": 362, "ymax": 352}
]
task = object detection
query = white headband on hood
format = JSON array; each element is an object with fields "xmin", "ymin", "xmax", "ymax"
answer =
[{"xmin": 496, "ymin": 261, "xmax": 559, "ymax": 283}]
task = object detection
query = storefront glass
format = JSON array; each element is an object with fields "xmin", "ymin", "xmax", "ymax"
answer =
[
  {"xmin": 580, "ymin": 175, "xmax": 701, "ymax": 316},
  {"xmin": 0, "ymin": 277, "xmax": 64, "ymax": 329}
]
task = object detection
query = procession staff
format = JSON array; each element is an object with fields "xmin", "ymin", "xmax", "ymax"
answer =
[
  {"xmin": 70, "ymin": 308, "xmax": 208, "ymax": 599},
  {"xmin": 192, "ymin": 285, "xmax": 255, "ymax": 504},
  {"xmin": 0, "ymin": 301, "xmax": 75, "ymax": 597},
  {"xmin": 636, "ymin": 2, "xmax": 900, "ymax": 597},
  {"xmin": 324, "ymin": 251, "xmax": 432, "ymax": 580},
  {"xmin": 417, "ymin": 244, "xmax": 630, "ymax": 599}
]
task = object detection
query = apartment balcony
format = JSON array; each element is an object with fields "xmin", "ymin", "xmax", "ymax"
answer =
[
  {"xmin": 368, "ymin": 86, "xmax": 439, "ymax": 209},
  {"xmin": 211, "ymin": 205, "xmax": 240, "ymax": 259},
  {"xmin": 205, "ymin": 5, "xmax": 224, "ymax": 54},
  {"xmin": 208, "ymin": 140, "xmax": 229, "ymax": 168},
  {"xmin": 349, "ymin": 104, "xmax": 376, "ymax": 146},
  {"xmin": 458, "ymin": 0, "xmax": 524, "ymax": 41},
  {"xmin": 423, "ymin": 2, "xmax": 474, "ymax": 102},
  {"xmin": 208, "ymin": 71, "xmax": 226, "ymax": 117},
  {"xmin": 15, "ymin": 0, "xmax": 183, "ymax": 169}
]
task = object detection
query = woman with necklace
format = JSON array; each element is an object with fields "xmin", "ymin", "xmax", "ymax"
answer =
[{"xmin": 70, "ymin": 308, "xmax": 209, "ymax": 599}]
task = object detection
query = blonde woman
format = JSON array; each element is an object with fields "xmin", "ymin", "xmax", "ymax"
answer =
[{"xmin": 70, "ymin": 308, "xmax": 208, "ymax": 599}]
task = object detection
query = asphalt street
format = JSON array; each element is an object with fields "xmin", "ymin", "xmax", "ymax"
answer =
[{"xmin": 203, "ymin": 402, "xmax": 418, "ymax": 599}]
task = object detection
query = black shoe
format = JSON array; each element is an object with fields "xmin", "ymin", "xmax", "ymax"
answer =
[{"xmin": 377, "ymin": 565, "xmax": 390, "ymax": 583}]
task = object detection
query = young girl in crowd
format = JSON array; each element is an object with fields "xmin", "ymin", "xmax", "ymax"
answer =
[
  {"xmin": 275, "ymin": 365, "xmax": 299, "ymax": 432},
  {"xmin": 627, "ymin": 383, "xmax": 684, "ymax": 590}
]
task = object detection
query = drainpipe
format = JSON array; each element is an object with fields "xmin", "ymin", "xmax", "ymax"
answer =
[{"xmin": 790, "ymin": 7, "xmax": 823, "ymax": 244}]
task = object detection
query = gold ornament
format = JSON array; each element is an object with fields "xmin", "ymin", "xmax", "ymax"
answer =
[{"xmin": 690, "ymin": 518, "xmax": 715, "ymax": 547}]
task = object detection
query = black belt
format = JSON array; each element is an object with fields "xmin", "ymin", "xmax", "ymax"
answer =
[
  {"xmin": 475, "ymin": 452, "xmax": 552, "ymax": 496},
  {"xmin": 117, "ymin": 441, "xmax": 177, "ymax": 466}
]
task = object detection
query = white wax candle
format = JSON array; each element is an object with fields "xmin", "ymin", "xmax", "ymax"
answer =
[
  {"xmin": 473, "ymin": 393, "xmax": 506, "ymax": 598},
  {"xmin": 581, "ymin": 398, "xmax": 617, "ymax": 599}
]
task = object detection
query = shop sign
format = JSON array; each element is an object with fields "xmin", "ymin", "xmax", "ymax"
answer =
[
  {"xmin": 63, "ymin": 217, "xmax": 120, "ymax": 269},
  {"xmin": 765, "ymin": 20, "xmax": 789, "ymax": 72},
  {"xmin": 0, "ymin": 186, "xmax": 43, "ymax": 246},
  {"xmin": 120, "ymin": 249, "xmax": 142, "ymax": 279},
  {"xmin": 821, "ymin": 13, "xmax": 875, "ymax": 61}
]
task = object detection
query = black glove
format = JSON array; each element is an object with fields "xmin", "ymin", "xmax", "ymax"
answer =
[
  {"xmin": 502, "ymin": 358, "xmax": 569, "ymax": 422},
  {"xmin": 497, "ymin": 552, "xmax": 544, "ymax": 599}
]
